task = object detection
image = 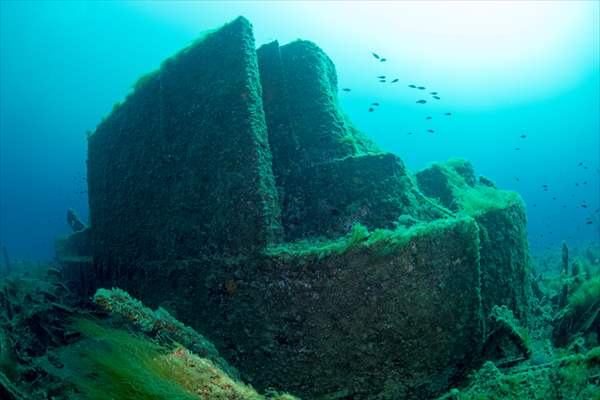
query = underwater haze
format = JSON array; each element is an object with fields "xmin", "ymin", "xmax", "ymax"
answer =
[
  {"xmin": 1, "ymin": 0, "xmax": 599, "ymax": 260},
  {"xmin": 2, "ymin": 2, "xmax": 600, "ymax": 400}
]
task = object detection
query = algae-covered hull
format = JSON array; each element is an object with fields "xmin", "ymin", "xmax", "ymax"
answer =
[{"xmin": 48, "ymin": 16, "xmax": 539, "ymax": 399}]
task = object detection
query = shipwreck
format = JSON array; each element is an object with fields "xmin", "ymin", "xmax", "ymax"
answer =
[{"xmin": 56, "ymin": 17, "xmax": 532, "ymax": 399}]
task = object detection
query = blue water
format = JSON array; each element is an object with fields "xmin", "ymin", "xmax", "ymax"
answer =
[{"xmin": 1, "ymin": 1, "xmax": 598, "ymax": 260}]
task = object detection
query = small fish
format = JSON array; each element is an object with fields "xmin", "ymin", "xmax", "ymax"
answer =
[
  {"xmin": 342, "ymin": 88, "xmax": 351, "ymax": 92},
  {"xmin": 430, "ymin": 91, "xmax": 438, "ymax": 95},
  {"xmin": 372, "ymin": 102, "xmax": 380, "ymax": 106},
  {"xmin": 427, "ymin": 129, "xmax": 435, "ymax": 133},
  {"xmin": 578, "ymin": 162, "xmax": 583, "ymax": 166},
  {"xmin": 586, "ymin": 220, "xmax": 593, "ymax": 225},
  {"xmin": 515, "ymin": 177, "xmax": 520, "ymax": 181},
  {"xmin": 433, "ymin": 96, "xmax": 441, "ymax": 100},
  {"xmin": 380, "ymin": 58, "xmax": 387, "ymax": 62},
  {"xmin": 445, "ymin": 112, "xmax": 452, "ymax": 116},
  {"xmin": 417, "ymin": 86, "xmax": 426, "ymax": 90},
  {"xmin": 584, "ymin": 166, "xmax": 588, "ymax": 169},
  {"xmin": 515, "ymin": 147, "xmax": 521, "ymax": 150},
  {"xmin": 552, "ymin": 197, "xmax": 556, "ymax": 200},
  {"xmin": 368, "ymin": 107, "xmax": 375, "ymax": 112},
  {"xmin": 576, "ymin": 183, "xmax": 579, "ymax": 186},
  {"xmin": 426, "ymin": 116, "xmax": 432, "ymax": 120},
  {"xmin": 379, "ymin": 79, "xmax": 387, "ymax": 83},
  {"xmin": 581, "ymin": 204, "xmax": 588, "ymax": 208},
  {"xmin": 372, "ymin": 52, "xmax": 380, "ymax": 59},
  {"xmin": 408, "ymin": 84, "xmax": 416, "ymax": 88},
  {"xmin": 377, "ymin": 75, "xmax": 386, "ymax": 79},
  {"xmin": 533, "ymin": 204, "xmax": 537, "ymax": 207},
  {"xmin": 407, "ymin": 132, "xmax": 413, "ymax": 135},
  {"xmin": 416, "ymin": 99, "xmax": 427, "ymax": 104},
  {"xmin": 391, "ymin": 78, "xmax": 399, "ymax": 83},
  {"xmin": 583, "ymin": 181, "xmax": 588, "ymax": 184},
  {"xmin": 542, "ymin": 184, "xmax": 548, "ymax": 188}
]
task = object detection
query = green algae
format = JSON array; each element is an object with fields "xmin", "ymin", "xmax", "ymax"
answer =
[
  {"xmin": 337, "ymin": 111, "xmax": 381, "ymax": 156},
  {"xmin": 568, "ymin": 275, "xmax": 600, "ymax": 308},
  {"xmin": 438, "ymin": 345, "xmax": 600, "ymax": 400},
  {"xmin": 264, "ymin": 215, "xmax": 477, "ymax": 261},
  {"xmin": 72, "ymin": 16, "xmax": 539, "ymax": 399},
  {"xmin": 485, "ymin": 305, "xmax": 532, "ymax": 362},
  {"xmin": 70, "ymin": 319, "xmax": 299, "ymax": 400},
  {"xmin": 553, "ymin": 267, "xmax": 600, "ymax": 347},
  {"xmin": 338, "ymin": 134, "xmax": 361, "ymax": 154},
  {"xmin": 71, "ymin": 320, "xmax": 199, "ymax": 400},
  {"xmin": 458, "ymin": 185, "xmax": 522, "ymax": 216},
  {"xmin": 90, "ymin": 23, "xmax": 224, "ymax": 137},
  {"xmin": 418, "ymin": 159, "xmax": 523, "ymax": 216},
  {"xmin": 93, "ymin": 287, "xmax": 237, "ymax": 377},
  {"xmin": 131, "ymin": 24, "xmax": 222, "ymax": 93},
  {"xmin": 437, "ymin": 245, "xmax": 600, "ymax": 400}
]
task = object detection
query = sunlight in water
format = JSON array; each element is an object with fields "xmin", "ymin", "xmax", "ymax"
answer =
[{"xmin": 134, "ymin": 0, "xmax": 599, "ymax": 105}]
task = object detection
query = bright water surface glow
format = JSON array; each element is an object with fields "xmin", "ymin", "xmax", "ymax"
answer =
[{"xmin": 1, "ymin": 1, "xmax": 598, "ymax": 259}]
